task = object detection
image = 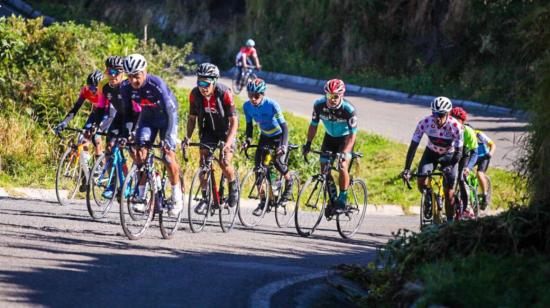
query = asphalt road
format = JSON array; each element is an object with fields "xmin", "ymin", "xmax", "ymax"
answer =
[
  {"xmin": 178, "ymin": 76, "xmax": 528, "ymax": 170},
  {"xmin": 0, "ymin": 197, "xmax": 417, "ymax": 307}
]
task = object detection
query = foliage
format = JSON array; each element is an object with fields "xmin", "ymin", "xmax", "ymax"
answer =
[{"xmin": 0, "ymin": 16, "xmax": 193, "ymax": 185}]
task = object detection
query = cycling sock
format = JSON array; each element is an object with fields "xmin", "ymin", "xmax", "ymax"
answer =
[
  {"xmin": 229, "ymin": 180, "xmax": 238, "ymax": 192},
  {"xmin": 338, "ymin": 190, "xmax": 348, "ymax": 204},
  {"xmin": 172, "ymin": 184, "xmax": 182, "ymax": 201}
]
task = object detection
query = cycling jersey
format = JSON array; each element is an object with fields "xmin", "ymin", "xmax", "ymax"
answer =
[
  {"xmin": 235, "ymin": 47, "xmax": 257, "ymax": 64},
  {"xmin": 120, "ymin": 74, "xmax": 178, "ymax": 149},
  {"xmin": 243, "ymin": 97, "xmax": 286, "ymax": 137},
  {"xmin": 475, "ymin": 130, "xmax": 494, "ymax": 157},
  {"xmin": 310, "ymin": 97, "xmax": 358, "ymax": 137},
  {"xmin": 67, "ymin": 85, "xmax": 104, "ymax": 116},
  {"xmin": 100, "ymin": 82, "xmax": 139, "ymax": 137},
  {"xmin": 463, "ymin": 125, "xmax": 478, "ymax": 152},
  {"xmin": 412, "ymin": 115, "xmax": 464, "ymax": 154},
  {"xmin": 189, "ymin": 83, "xmax": 236, "ymax": 140}
]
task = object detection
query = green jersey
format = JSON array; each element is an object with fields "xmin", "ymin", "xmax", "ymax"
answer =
[{"xmin": 463, "ymin": 125, "xmax": 478, "ymax": 151}]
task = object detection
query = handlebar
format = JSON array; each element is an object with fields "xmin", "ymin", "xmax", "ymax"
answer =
[
  {"xmin": 241, "ymin": 143, "xmax": 299, "ymax": 159},
  {"xmin": 182, "ymin": 141, "xmax": 226, "ymax": 162},
  {"xmin": 304, "ymin": 149, "xmax": 363, "ymax": 164}
]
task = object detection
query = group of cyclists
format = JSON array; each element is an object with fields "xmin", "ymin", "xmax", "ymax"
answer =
[{"xmin": 55, "ymin": 38, "xmax": 496, "ymax": 230}]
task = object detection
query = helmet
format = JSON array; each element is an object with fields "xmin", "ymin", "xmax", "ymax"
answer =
[
  {"xmin": 105, "ymin": 56, "xmax": 124, "ymax": 70},
  {"xmin": 451, "ymin": 106, "xmax": 468, "ymax": 121},
  {"xmin": 431, "ymin": 96, "xmax": 452, "ymax": 114},
  {"xmin": 86, "ymin": 70, "xmax": 104, "ymax": 86},
  {"xmin": 123, "ymin": 54, "xmax": 147, "ymax": 74},
  {"xmin": 247, "ymin": 78, "xmax": 267, "ymax": 94},
  {"xmin": 196, "ymin": 62, "xmax": 220, "ymax": 79},
  {"xmin": 324, "ymin": 79, "xmax": 346, "ymax": 95},
  {"xmin": 245, "ymin": 39, "xmax": 255, "ymax": 47}
]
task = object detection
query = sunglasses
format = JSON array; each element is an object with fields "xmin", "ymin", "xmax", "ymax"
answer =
[
  {"xmin": 326, "ymin": 93, "xmax": 342, "ymax": 100},
  {"xmin": 197, "ymin": 80, "xmax": 214, "ymax": 88},
  {"xmin": 248, "ymin": 93, "xmax": 262, "ymax": 100},
  {"xmin": 107, "ymin": 68, "xmax": 122, "ymax": 76},
  {"xmin": 432, "ymin": 112, "xmax": 448, "ymax": 118}
]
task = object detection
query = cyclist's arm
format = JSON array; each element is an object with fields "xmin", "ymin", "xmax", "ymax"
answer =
[
  {"xmin": 242, "ymin": 54, "xmax": 249, "ymax": 68},
  {"xmin": 226, "ymin": 115, "xmax": 238, "ymax": 146},
  {"xmin": 99, "ymin": 102, "xmax": 116, "ymax": 132},
  {"xmin": 280, "ymin": 122, "xmax": 289, "ymax": 147},
  {"xmin": 64, "ymin": 95, "xmax": 86, "ymax": 122},
  {"xmin": 404, "ymin": 141, "xmax": 419, "ymax": 170},
  {"xmin": 186, "ymin": 91, "xmax": 200, "ymax": 140},
  {"xmin": 157, "ymin": 83, "xmax": 178, "ymax": 148},
  {"xmin": 252, "ymin": 54, "xmax": 261, "ymax": 68},
  {"xmin": 307, "ymin": 104, "xmax": 321, "ymax": 144}
]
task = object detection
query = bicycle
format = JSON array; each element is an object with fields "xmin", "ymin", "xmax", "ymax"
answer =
[
  {"xmin": 55, "ymin": 127, "xmax": 95, "ymax": 206},
  {"xmin": 238, "ymin": 143, "xmax": 301, "ymax": 228},
  {"xmin": 295, "ymin": 150, "xmax": 367, "ymax": 239},
  {"xmin": 232, "ymin": 65, "xmax": 257, "ymax": 94},
  {"xmin": 119, "ymin": 143, "xmax": 185, "ymax": 240},
  {"xmin": 184, "ymin": 141, "xmax": 240, "ymax": 233},
  {"xmin": 463, "ymin": 171, "xmax": 492, "ymax": 217},
  {"xmin": 86, "ymin": 134, "xmax": 134, "ymax": 220},
  {"xmin": 403, "ymin": 170, "xmax": 446, "ymax": 229}
]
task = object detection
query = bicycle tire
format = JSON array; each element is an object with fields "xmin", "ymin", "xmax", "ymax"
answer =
[
  {"xmin": 275, "ymin": 171, "xmax": 300, "ymax": 228},
  {"xmin": 86, "ymin": 153, "xmax": 117, "ymax": 220},
  {"xmin": 294, "ymin": 176, "xmax": 326, "ymax": 237},
  {"xmin": 55, "ymin": 147, "xmax": 83, "ymax": 206},
  {"xmin": 238, "ymin": 169, "xmax": 269, "ymax": 228},
  {"xmin": 337, "ymin": 179, "xmax": 368, "ymax": 239},
  {"xmin": 219, "ymin": 170, "xmax": 240, "ymax": 233},
  {"xmin": 485, "ymin": 175, "xmax": 492, "ymax": 209},
  {"xmin": 119, "ymin": 164, "xmax": 155, "ymax": 240},
  {"xmin": 420, "ymin": 189, "xmax": 428, "ymax": 229},
  {"xmin": 159, "ymin": 171, "xmax": 185, "ymax": 239},
  {"xmin": 188, "ymin": 169, "xmax": 212, "ymax": 233}
]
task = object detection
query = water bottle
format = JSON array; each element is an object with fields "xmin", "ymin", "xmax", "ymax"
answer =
[
  {"xmin": 269, "ymin": 171, "xmax": 278, "ymax": 190},
  {"xmin": 155, "ymin": 171, "xmax": 162, "ymax": 191},
  {"xmin": 435, "ymin": 193, "xmax": 443, "ymax": 211}
]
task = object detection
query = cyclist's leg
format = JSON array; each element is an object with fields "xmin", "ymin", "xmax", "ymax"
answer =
[
  {"xmin": 159, "ymin": 126, "xmax": 180, "ymax": 186},
  {"xmin": 477, "ymin": 156, "xmax": 490, "ymax": 194},
  {"xmin": 135, "ymin": 124, "xmax": 157, "ymax": 200},
  {"xmin": 442, "ymin": 161, "xmax": 459, "ymax": 221}
]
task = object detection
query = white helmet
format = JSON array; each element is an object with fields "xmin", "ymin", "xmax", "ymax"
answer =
[
  {"xmin": 123, "ymin": 54, "xmax": 147, "ymax": 74},
  {"xmin": 245, "ymin": 39, "xmax": 255, "ymax": 47},
  {"xmin": 431, "ymin": 96, "xmax": 452, "ymax": 114}
]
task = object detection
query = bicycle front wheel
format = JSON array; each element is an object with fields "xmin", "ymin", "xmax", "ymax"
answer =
[
  {"xmin": 119, "ymin": 165, "xmax": 155, "ymax": 240},
  {"xmin": 188, "ymin": 169, "xmax": 213, "ymax": 233},
  {"xmin": 159, "ymin": 171, "xmax": 185, "ymax": 239},
  {"xmin": 275, "ymin": 171, "xmax": 300, "ymax": 228},
  {"xmin": 294, "ymin": 176, "xmax": 326, "ymax": 237},
  {"xmin": 86, "ymin": 153, "xmax": 117, "ymax": 219},
  {"xmin": 219, "ymin": 171, "xmax": 240, "ymax": 233},
  {"xmin": 337, "ymin": 179, "xmax": 368, "ymax": 239},
  {"xmin": 238, "ymin": 170, "xmax": 269, "ymax": 228},
  {"xmin": 56, "ymin": 147, "xmax": 84, "ymax": 206}
]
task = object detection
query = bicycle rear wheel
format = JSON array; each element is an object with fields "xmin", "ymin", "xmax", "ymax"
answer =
[
  {"xmin": 86, "ymin": 153, "xmax": 117, "ymax": 219},
  {"xmin": 295, "ymin": 176, "xmax": 326, "ymax": 237},
  {"xmin": 275, "ymin": 172, "xmax": 300, "ymax": 228},
  {"xmin": 188, "ymin": 169, "xmax": 213, "ymax": 233},
  {"xmin": 219, "ymin": 171, "xmax": 240, "ymax": 232},
  {"xmin": 159, "ymin": 171, "xmax": 185, "ymax": 239},
  {"xmin": 232, "ymin": 71, "xmax": 243, "ymax": 94},
  {"xmin": 119, "ymin": 165, "xmax": 155, "ymax": 240},
  {"xmin": 238, "ymin": 170, "xmax": 269, "ymax": 228},
  {"xmin": 56, "ymin": 147, "xmax": 84, "ymax": 206},
  {"xmin": 337, "ymin": 179, "xmax": 368, "ymax": 239}
]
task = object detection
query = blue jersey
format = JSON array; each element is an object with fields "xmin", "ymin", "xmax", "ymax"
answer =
[
  {"xmin": 120, "ymin": 74, "xmax": 178, "ymax": 147},
  {"xmin": 243, "ymin": 96, "xmax": 286, "ymax": 137},
  {"xmin": 310, "ymin": 97, "xmax": 358, "ymax": 137}
]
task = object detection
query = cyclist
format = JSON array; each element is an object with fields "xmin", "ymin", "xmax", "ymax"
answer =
[
  {"xmin": 235, "ymin": 39, "xmax": 262, "ymax": 86},
  {"xmin": 98, "ymin": 56, "xmax": 140, "ymax": 199},
  {"xmin": 450, "ymin": 107, "xmax": 478, "ymax": 219},
  {"xmin": 55, "ymin": 69, "xmax": 106, "ymax": 191},
  {"xmin": 242, "ymin": 79, "xmax": 294, "ymax": 216},
  {"xmin": 120, "ymin": 54, "xmax": 183, "ymax": 217},
  {"xmin": 183, "ymin": 63, "xmax": 239, "ymax": 213},
  {"xmin": 401, "ymin": 97, "xmax": 464, "ymax": 223},
  {"xmin": 302, "ymin": 79, "xmax": 358, "ymax": 216},
  {"xmin": 472, "ymin": 128, "xmax": 496, "ymax": 210}
]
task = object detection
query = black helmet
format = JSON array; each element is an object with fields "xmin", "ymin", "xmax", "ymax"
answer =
[
  {"xmin": 86, "ymin": 70, "xmax": 104, "ymax": 86},
  {"xmin": 196, "ymin": 62, "xmax": 220, "ymax": 79},
  {"xmin": 105, "ymin": 56, "xmax": 124, "ymax": 70}
]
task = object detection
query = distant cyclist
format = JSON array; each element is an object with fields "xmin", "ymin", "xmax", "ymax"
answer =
[
  {"xmin": 472, "ymin": 128, "xmax": 496, "ymax": 210},
  {"xmin": 120, "ymin": 54, "xmax": 183, "ymax": 217},
  {"xmin": 401, "ymin": 97, "xmax": 464, "ymax": 223},
  {"xmin": 450, "ymin": 107, "xmax": 477, "ymax": 219},
  {"xmin": 242, "ymin": 79, "xmax": 295, "ymax": 216},
  {"xmin": 55, "ymin": 69, "xmax": 106, "ymax": 190},
  {"xmin": 302, "ymin": 79, "xmax": 358, "ymax": 215},
  {"xmin": 235, "ymin": 39, "xmax": 262, "ymax": 86},
  {"xmin": 183, "ymin": 63, "xmax": 239, "ymax": 213},
  {"xmin": 98, "ymin": 56, "xmax": 140, "ymax": 199}
]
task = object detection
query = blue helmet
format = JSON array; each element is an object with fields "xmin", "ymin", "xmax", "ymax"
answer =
[
  {"xmin": 245, "ymin": 39, "xmax": 255, "ymax": 47},
  {"xmin": 247, "ymin": 78, "xmax": 266, "ymax": 94}
]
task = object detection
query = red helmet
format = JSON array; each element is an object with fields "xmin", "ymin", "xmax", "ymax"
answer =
[
  {"xmin": 451, "ymin": 106, "xmax": 468, "ymax": 121},
  {"xmin": 324, "ymin": 79, "xmax": 345, "ymax": 95}
]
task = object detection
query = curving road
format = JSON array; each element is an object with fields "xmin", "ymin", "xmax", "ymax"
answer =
[{"xmin": 178, "ymin": 76, "xmax": 528, "ymax": 170}]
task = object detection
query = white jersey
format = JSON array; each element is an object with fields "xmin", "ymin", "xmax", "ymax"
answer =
[{"xmin": 412, "ymin": 115, "xmax": 464, "ymax": 154}]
